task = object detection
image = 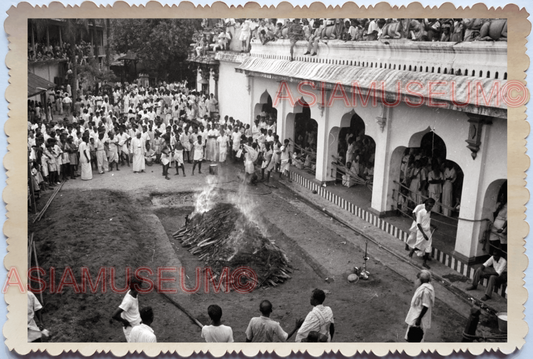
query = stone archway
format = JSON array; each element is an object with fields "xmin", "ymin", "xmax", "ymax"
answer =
[
  {"xmin": 335, "ymin": 111, "xmax": 376, "ymax": 187},
  {"xmin": 389, "ymin": 145, "xmax": 408, "ymax": 214},
  {"xmin": 400, "ymin": 130, "xmax": 449, "ymax": 211},
  {"xmin": 408, "ymin": 126, "xmax": 432, "ymax": 148},
  {"xmin": 282, "ymin": 99, "xmax": 319, "ymax": 176},
  {"xmin": 479, "ymin": 179, "xmax": 507, "ymax": 254},
  {"xmin": 284, "ymin": 98, "xmax": 306, "ymax": 144},
  {"xmin": 253, "ymin": 90, "xmax": 277, "ymax": 123},
  {"xmin": 292, "ymin": 99, "xmax": 318, "ymax": 176},
  {"xmin": 392, "ymin": 129, "xmax": 464, "ymax": 256}
]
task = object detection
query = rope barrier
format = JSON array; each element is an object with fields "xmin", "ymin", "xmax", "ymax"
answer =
[
  {"xmin": 331, "ymin": 155, "xmax": 373, "ymax": 191},
  {"xmin": 393, "ymin": 180, "xmax": 493, "ymax": 224}
]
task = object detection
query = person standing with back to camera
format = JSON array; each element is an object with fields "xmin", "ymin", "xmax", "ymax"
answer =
[{"xmin": 405, "ymin": 270, "xmax": 435, "ymax": 342}]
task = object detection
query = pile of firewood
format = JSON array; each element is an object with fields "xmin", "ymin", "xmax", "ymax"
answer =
[{"xmin": 172, "ymin": 202, "xmax": 292, "ymax": 288}]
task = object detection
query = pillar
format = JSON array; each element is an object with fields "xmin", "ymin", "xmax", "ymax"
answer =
[
  {"xmin": 314, "ymin": 92, "xmax": 329, "ymax": 182},
  {"xmin": 327, "ymin": 127, "xmax": 341, "ymax": 181},
  {"xmin": 275, "ymin": 81, "xmax": 285, "ymax": 139},
  {"xmin": 212, "ymin": 65, "xmax": 219, "ymax": 99},
  {"xmin": 454, "ymin": 115, "xmax": 493, "ymax": 262},
  {"xmin": 371, "ymin": 101, "xmax": 394, "ymax": 214},
  {"xmin": 200, "ymin": 64, "xmax": 210, "ymax": 96},
  {"xmin": 248, "ymin": 75, "xmax": 254, "ymax": 126},
  {"xmin": 31, "ymin": 22, "xmax": 35, "ymax": 54}
]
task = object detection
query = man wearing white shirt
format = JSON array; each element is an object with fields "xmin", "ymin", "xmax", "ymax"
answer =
[
  {"xmin": 62, "ymin": 94, "xmax": 72, "ymax": 116},
  {"xmin": 201, "ymin": 305, "xmax": 234, "ymax": 343},
  {"xmin": 295, "ymin": 289, "xmax": 335, "ymax": 342},
  {"xmin": 129, "ymin": 307, "xmax": 156, "ymax": 343},
  {"xmin": 28, "ymin": 291, "xmax": 44, "ymax": 342},
  {"xmin": 466, "ymin": 250, "xmax": 507, "ymax": 301},
  {"xmin": 111, "ymin": 277, "xmax": 143, "ymax": 342},
  {"xmin": 93, "ymin": 112, "xmax": 102, "ymax": 128},
  {"xmin": 117, "ymin": 127, "xmax": 131, "ymax": 167}
]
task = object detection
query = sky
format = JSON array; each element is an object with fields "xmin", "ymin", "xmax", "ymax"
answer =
[{"xmin": 1, "ymin": 1, "xmax": 531, "ymax": 359}]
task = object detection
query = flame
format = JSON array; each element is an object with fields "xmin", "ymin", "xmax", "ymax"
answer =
[
  {"xmin": 191, "ymin": 172, "xmax": 269, "ymax": 238},
  {"xmin": 191, "ymin": 175, "xmax": 219, "ymax": 216}
]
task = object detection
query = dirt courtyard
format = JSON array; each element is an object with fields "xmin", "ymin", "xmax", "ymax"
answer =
[{"xmin": 29, "ymin": 162, "xmax": 469, "ymax": 342}]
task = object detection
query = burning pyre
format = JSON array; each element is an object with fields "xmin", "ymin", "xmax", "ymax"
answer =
[{"xmin": 172, "ymin": 183, "xmax": 292, "ymax": 288}]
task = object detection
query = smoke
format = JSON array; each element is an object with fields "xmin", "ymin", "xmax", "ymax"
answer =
[
  {"xmin": 191, "ymin": 172, "xmax": 269, "ymax": 238},
  {"xmin": 228, "ymin": 183, "xmax": 269, "ymax": 238}
]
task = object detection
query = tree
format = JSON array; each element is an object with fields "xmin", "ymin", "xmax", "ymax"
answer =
[
  {"xmin": 105, "ymin": 19, "xmax": 111, "ymax": 68},
  {"xmin": 112, "ymin": 19, "xmax": 202, "ymax": 83},
  {"xmin": 62, "ymin": 19, "xmax": 89, "ymax": 102},
  {"xmin": 28, "ymin": 19, "xmax": 49, "ymax": 54}
]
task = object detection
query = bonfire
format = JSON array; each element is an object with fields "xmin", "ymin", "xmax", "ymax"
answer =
[{"xmin": 172, "ymin": 195, "xmax": 292, "ymax": 289}]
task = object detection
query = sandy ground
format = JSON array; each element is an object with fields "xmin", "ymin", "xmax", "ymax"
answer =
[{"xmin": 28, "ymin": 159, "xmax": 482, "ymax": 342}]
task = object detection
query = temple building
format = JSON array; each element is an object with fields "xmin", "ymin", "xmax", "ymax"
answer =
[{"xmin": 188, "ymin": 22, "xmax": 507, "ymax": 269}]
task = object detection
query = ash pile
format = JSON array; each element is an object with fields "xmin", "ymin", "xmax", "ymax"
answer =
[{"xmin": 173, "ymin": 202, "xmax": 291, "ymax": 288}]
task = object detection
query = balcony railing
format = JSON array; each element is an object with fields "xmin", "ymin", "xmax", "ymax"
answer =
[{"xmin": 247, "ymin": 39, "xmax": 507, "ymax": 80}]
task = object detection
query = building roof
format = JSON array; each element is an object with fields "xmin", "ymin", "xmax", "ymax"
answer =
[
  {"xmin": 236, "ymin": 57, "xmax": 507, "ymax": 118},
  {"xmin": 117, "ymin": 50, "xmax": 138, "ymax": 61},
  {"xmin": 28, "ymin": 72, "xmax": 55, "ymax": 98}
]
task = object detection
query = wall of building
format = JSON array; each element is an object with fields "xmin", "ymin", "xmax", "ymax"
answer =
[
  {"xmin": 218, "ymin": 61, "xmax": 249, "ymax": 123},
  {"xmin": 453, "ymin": 116, "xmax": 507, "ymax": 259},
  {"xmin": 231, "ymin": 69, "xmax": 507, "ymax": 261},
  {"xmin": 29, "ymin": 62, "xmax": 60, "ymax": 84}
]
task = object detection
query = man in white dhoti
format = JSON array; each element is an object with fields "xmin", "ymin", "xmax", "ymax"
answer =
[
  {"xmin": 231, "ymin": 127, "xmax": 242, "ymax": 162},
  {"xmin": 405, "ymin": 270, "xmax": 435, "ymax": 342},
  {"xmin": 117, "ymin": 127, "xmax": 131, "ymax": 167},
  {"xmin": 295, "ymin": 288, "xmax": 335, "ymax": 342},
  {"xmin": 95, "ymin": 133, "xmax": 107, "ymax": 174},
  {"xmin": 131, "ymin": 132, "xmax": 146, "ymax": 173},
  {"xmin": 243, "ymin": 143, "xmax": 259, "ymax": 185},
  {"xmin": 107, "ymin": 132, "xmax": 120, "ymax": 171},
  {"xmin": 279, "ymin": 138, "xmax": 292, "ymax": 182},
  {"xmin": 407, "ymin": 198, "xmax": 436, "ymax": 269}
]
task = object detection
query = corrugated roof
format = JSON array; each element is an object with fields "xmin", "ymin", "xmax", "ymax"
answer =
[
  {"xmin": 28, "ymin": 72, "xmax": 56, "ymax": 98},
  {"xmin": 236, "ymin": 57, "xmax": 507, "ymax": 113},
  {"xmin": 117, "ymin": 50, "xmax": 137, "ymax": 61}
]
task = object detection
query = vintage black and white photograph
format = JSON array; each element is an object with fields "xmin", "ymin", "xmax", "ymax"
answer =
[{"xmin": 23, "ymin": 14, "xmax": 515, "ymax": 346}]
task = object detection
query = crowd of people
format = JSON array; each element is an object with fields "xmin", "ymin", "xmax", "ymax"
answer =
[
  {"xmin": 30, "ymin": 268, "xmax": 437, "ymax": 343},
  {"xmin": 341, "ymin": 131, "xmax": 376, "ymax": 184},
  {"xmin": 28, "ymin": 41, "xmax": 70, "ymax": 62},
  {"xmin": 28, "ymin": 85, "xmax": 74, "ymax": 124},
  {"xmin": 192, "ymin": 18, "xmax": 507, "ymax": 60},
  {"xmin": 29, "ymin": 39, "xmax": 100, "ymax": 64},
  {"xmin": 398, "ymin": 148, "xmax": 460, "ymax": 217},
  {"xmin": 28, "ymin": 79, "xmax": 297, "ymax": 201},
  {"xmin": 112, "ymin": 271, "xmax": 434, "ymax": 343},
  {"xmin": 108, "ymin": 282, "xmax": 338, "ymax": 343}
]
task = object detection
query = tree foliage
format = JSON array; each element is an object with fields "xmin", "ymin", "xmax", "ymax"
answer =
[{"xmin": 112, "ymin": 19, "xmax": 202, "ymax": 83}]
